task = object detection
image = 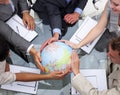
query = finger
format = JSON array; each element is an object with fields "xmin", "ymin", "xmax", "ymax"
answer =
[
  {"xmin": 29, "ymin": 21, "xmax": 35, "ymax": 30},
  {"xmin": 58, "ymin": 39, "xmax": 66, "ymax": 43},
  {"xmin": 40, "ymin": 40, "xmax": 49, "ymax": 52},
  {"xmin": 23, "ymin": 20, "xmax": 27, "ymax": 28},
  {"xmin": 37, "ymin": 63, "xmax": 46, "ymax": 72}
]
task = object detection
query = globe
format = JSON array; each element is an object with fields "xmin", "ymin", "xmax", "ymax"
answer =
[{"xmin": 41, "ymin": 42, "xmax": 72, "ymax": 72}]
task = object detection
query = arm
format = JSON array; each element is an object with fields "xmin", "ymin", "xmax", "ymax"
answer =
[
  {"xmin": 0, "ymin": 0, "xmax": 9, "ymax": 4},
  {"xmin": 0, "ymin": 62, "xmax": 67, "ymax": 85},
  {"xmin": 45, "ymin": 2, "xmax": 62, "ymax": 40},
  {"xmin": 29, "ymin": 46, "xmax": 45, "ymax": 72},
  {"xmin": 71, "ymin": 51, "xmax": 120, "ymax": 95},
  {"xmin": 64, "ymin": 4, "xmax": 108, "ymax": 49},
  {"xmin": 72, "ymin": 73, "xmax": 120, "ymax": 95},
  {"xmin": 64, "ymin": 0, "xmax": 88, "ymax": 24},
  {"xmin": 15, "ymin": 70, "xmax": 68, "ymax": 81},
  {"xmin": 18, "ymin": 0, "xmax": 35, "ymax": 30}
]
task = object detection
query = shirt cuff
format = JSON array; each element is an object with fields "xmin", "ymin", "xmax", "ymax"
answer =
[
  {"xmin": 53, "ymin": 28, "xmax": 61, "ymax": 35},
  {"xmin": 22, "ymin": 10, "xmax": 29, "ymax": 14},
  {"xmin": 74, "ymin": 8, "xmax": 83, "ymax": 15},
  {"xmin": 72, "ymin": 73, "xmax": 81, "ymax": 80},
  {"xmin": 27, "ymin": 44, "xmax": 34, "ymax": 54}
]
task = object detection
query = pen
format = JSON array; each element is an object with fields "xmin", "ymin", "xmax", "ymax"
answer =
[
  {"xmin": 34, "ymin": 82, "xmax": 37, "ymax": 91},
  {"xmin": 17, "ymin": 83, "xmax": 35, "ymax": 88}
]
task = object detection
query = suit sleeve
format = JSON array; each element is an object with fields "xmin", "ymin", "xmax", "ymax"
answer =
[
  {"xmin": 77, "ymin": 0, "xmax": 88, "ymax": 10},
  {"xmin": 71, "ymin": 73, "xmax": 120, "ymax": 95},
  {"xmin": 45, "ymin": 3, "xmax": 62, "ymax": 30},
  {"xmin": 18, "ymin": 0, "xmax": 29, "ymax": 12},
  {"xmin": 0, "ymin": 61, "xmax": 16, "ymax": 85},
  {"xmin": 0, "ymin": 20, "xmax": 31, "ymax": 55}
]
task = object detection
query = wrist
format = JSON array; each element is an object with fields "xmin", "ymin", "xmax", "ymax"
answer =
[
  {"xmin": 74, "ymin": 12, "xmax": 80, "ymax": 19},
  {"xmin": 53, "ymin": 33, "xmax": 59, "ymax": 40},
  {"xmin": 22, "ymin": 11, "xmax": 29, "ymax": 16},
  {"xmin": 74, "ymin": 71, "xmax": 80, "ymax": 76},
  {"xmin": 29, "ymin": 47, "xmax": 37, "ymax": 56}
]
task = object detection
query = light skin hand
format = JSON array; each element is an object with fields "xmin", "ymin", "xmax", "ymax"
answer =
[
  {"xmin": 40, "ymin": 32, "xmax": 59, "ymax": 52},
  {"xmin": 22, "ymin": 12, "xmax": 35, "ymax": 30},
  {"xmin": 71, "ymin": 51, "xmax": 80, "ymax": 76},
  {"xmin": 64, "ymin": 12, "xmax": 80, "ymax": 24},
  {"xmin": 61, "ymin": 40, "xmax": 80, "ymax": 49},
  {"xmin": 15, "ymin": 70, "xmax": 69, "ymax": 81},
  {"xmin": 0, "ymin": 0, "xmax": 9, "ymax": 4},
  {"xmin": 29, "ymin": 47, "xmax": 45, "ymax": 72},
  {"xmin": 48, "ymin": 71, "xmax": 67, "ymax": 80}
]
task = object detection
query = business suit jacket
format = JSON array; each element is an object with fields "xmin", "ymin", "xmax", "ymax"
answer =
[
  {"xmin": 32, "ymin": 0, "xmax": 88, "ymax": 34},
  {"xmin": 0, "ymin": 0, "xmax": 31, "ymax": 62}
]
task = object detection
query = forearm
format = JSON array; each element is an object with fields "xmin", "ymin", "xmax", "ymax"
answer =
[
  {"xmin": 72, "ymin": 73, "xmax": 120, "ymax": 95},
  {"xmin": 53, "ymin": 32, "xmax": 60, "ymax": 40},
  {"xmin": 78, "ymin": 27, "xmax": 102, "ymax": 48},
  {"xmin": 29, "ymin": 46, "xmax": 37, "ymax": 56},
  {"xmin": 78, "ymin": 15, "xmax": 107, "ymax": 49},
  {"xmin": 15, "ymin": 73, "xmax": 51, "ymax": 81},
  {"xmin": 19, "ymin": 0, "xmax": 29, "ymax": 12}
]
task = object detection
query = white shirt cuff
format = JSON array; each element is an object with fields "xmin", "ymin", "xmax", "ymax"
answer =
[
  {"xmin": 53, "ymin": 28, "xmax": 61, "ymax": 35},
  {"xmin": 72, "ymin": 73, "xmax": 81, "ymax": 80},
  {"xmin": 27, "ymin": 44, "xmax": 34, "ymax": 54},
  {"xmin": 74, "ymin": 8, "xmax": 82, "ymax": 15}
]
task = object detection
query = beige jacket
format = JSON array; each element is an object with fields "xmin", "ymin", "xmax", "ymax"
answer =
[
  {"xmin": 71, "ymin": 59, "xmax": 120, "ymax": 95},
  {"xmin": 0, "ymin": 60, "xmax": 16, "ymax": 85}
]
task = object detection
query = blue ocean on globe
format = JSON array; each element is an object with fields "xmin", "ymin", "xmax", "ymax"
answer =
[{"xmin": 41, "ymin": 42, "xmax": 72, "ymax": 72}]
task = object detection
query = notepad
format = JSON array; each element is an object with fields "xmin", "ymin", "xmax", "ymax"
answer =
[
  {"xmin": 70, "ymin": 16, "xmax": 105, "ymax": 54},
  {"xmin": 1, "ymin": 65, "xmax": 40, "ymax": 94},
  {"xmin": 6, "ymin": 14, "xmax": 38, "ymax": 42}
]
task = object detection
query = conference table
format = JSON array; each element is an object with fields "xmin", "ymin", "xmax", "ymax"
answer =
[{"xmin": 0, "ymin": 17, "xmax": 107, "ymax": 95}]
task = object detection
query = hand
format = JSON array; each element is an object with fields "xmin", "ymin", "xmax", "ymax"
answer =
[
  {"xmin": 71, "ymin": 50, "xmax": 80, "ymax": 76},
  {"xmin": 22, "ymin": 12, "xmax": 35, "ymax": 30},
  {"xmin": 64, "ymin": 12, "xmax": 80, "ymax": 24},
  {"xmin": 0, "ymin": 0, "xmax": 9, "ymax": 4},
  {"xmin": 40, "ymin": 33, "xmax": 59, "ymax": 52},
  {"xmin": 48, "ymin": 70, "xmax": 69, "ymax": 80},
  {"xmin": 29, "ymin": 47, "xmax": 45, "ymax": 72},
  {"xmin": 61, "ymin": 40, "xmax": 80, "ymax": 49}
]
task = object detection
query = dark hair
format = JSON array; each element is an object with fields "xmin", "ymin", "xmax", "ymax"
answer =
[
  {"xmin": 109, "ymin": 36, "xmax": 120, "ymax": 56},
  {"xmin": 0, "ymin": 37, "xmax": 9, "ymax": 61}
]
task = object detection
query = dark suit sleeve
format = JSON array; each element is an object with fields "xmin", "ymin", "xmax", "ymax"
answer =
[
  {"xmin": 45, "ymin": 3, "xmax": 62, "ymax": 30},
  {"xmin": 0, "ymin": 20, "xmax": 31, "ymax": 55},
  {"xmin": 18, "ymin": 0, "xmax": 29, "ymax": 12},
  {"xmin": 77, "ymin": 0, "xmax": 88, "ymax": 10}
]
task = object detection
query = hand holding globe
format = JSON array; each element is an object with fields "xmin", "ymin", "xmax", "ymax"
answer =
[{"xmin": 41, "ymin": 41, "xmax": 73, "ymax": 72}]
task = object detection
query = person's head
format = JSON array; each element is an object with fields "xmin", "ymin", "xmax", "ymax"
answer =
[
  {"xmin": 107, "ymin": 37, "xmax": 120, "ymax": 64},
  {"xmin": 110, "ymin": 0, "xmax": 120, "ymax": 14},
  {"xmin": 0, "ymin": 37, "xmax": 9, "ymax": 62}
]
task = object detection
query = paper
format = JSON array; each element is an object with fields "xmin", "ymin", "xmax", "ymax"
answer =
[
  {"xmin": 71, "ymin": 69, "xmax": 107, "ymax": 95},
  {"xmin": 6, "ymin": 14, "xmax": 38, "ymax": 42},
  {"xmin": 70, "ymin": 16, "xmax": 105, "ymax": 53},
  {"xmin": 1, "ymin": 65, "xmax": 40, "ymax": 94}
]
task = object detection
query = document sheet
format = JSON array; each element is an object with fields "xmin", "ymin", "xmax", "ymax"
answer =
[
  {"xmin": 6, "ymin": 14, "xmax": 38, "ymax": 42},
  {"xmin": 1, "ymin": 65, "xmax": 40, "ymax": 94},
  {"xmin": 70, "ymin": 16, "xmax": 105, "ymax": 53}
]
